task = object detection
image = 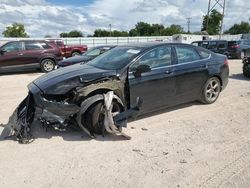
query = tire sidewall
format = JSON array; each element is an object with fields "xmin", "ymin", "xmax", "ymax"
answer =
[
  {"xmin": 41, "ymin": 59, "xmax": 55, "ymax": 73},
  {"xmin": 202, "ymin": 77, "xmax": 221, "ymax": 104},
  {"xmin": 72, "ymin": 52, "xmax": 81, "ymax": 56},
  {"xmin": 86, "ymin": 98, "xmax": 123, "ymax": 134}
]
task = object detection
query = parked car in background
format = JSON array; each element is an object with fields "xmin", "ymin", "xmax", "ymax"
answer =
[
  {"xmin": 191, "ymin": 40, "xmax": 229, "ymax": 56},
  {"xmin": 0, "ymin": 40, "xmax": 63, "ymax": 73},
  {"xmin": 191, "ymin": 39, "xmax": 250, "ymax": 59},
  {"xmin": 57, "ymin": 45, "xmax": 116, "ymax": 68},
  {"xmin": 23, "ymin": 42, "xmax": 229, "ymax": 137},
  {"xmin": 48, "ymin": 39, "xmax": 87, "ymax": 58},
  {"xmin": 228, "ymin": 39, "xmax": 250, "ymax": 59}
]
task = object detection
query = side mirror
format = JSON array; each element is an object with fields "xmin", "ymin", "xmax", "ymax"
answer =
[{"xmin": 133, "ymin": 64, "xmax": 151, "ymax": 77}]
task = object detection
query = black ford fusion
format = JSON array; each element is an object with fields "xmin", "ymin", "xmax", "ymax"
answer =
[
  {"xmin": 57, "ymin": 45, "xmax": 116, "ymax": 68},
  {"xmin": 10, "ymin": 42, "xmax": 229, "ymax": 143}
]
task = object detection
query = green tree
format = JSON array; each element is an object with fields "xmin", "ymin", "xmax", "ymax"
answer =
[
  {"xmin": 60, "ymin": 30, "xmax": 83, "ymax": 38},
  {"xmin": 224, "ymin": 21, "xmax": 250, "ymax": 34},
  {"xmin": 162, "ymin": 24, "xmax": 184, "ymax": 35},
  {"xmin": 151, "ymin": 24, "xmax": 165, "ymax": 36},
  {"xmin": 67, "ymin": 30, "xmax": 83, "ymax": 37},
  {"xmin": 2, "ymin": 23, "xmax": 29, "ymax": 37},
  {"xmin": 112, "ymin": 30, "xmax": 129, "ymax": 37},
  {"xmin": 93, "ymin": 29, "xmax": 110, "ymax": 37},
  {"xmin": 132, "ymin": 22, "xmax": 153, "ymax": 36},
  {"xmin": 60, "ymin": 32, "xmax": 68, "ymax": 38},
  {"xmin": 129, "ymin": 28, "xmax": 138, "ymax": 36},
  {"xmin": 202, "ymin": 9, "xmax": 223, "ymax": 35}
]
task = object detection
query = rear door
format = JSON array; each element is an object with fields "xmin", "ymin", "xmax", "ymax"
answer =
[
  {"xmin": 23, "ymin": 41, "xmax": 45, "ymax": 66},
  {"xmin": 0, "ymin": 41, "xmax": 25, "ymax": 69},
  {"xmin": 207, "ymin": 41, "xmax": 218, "ymax": 53},
  {"xmin": 173, "ymin": 45, "xmax": 210, "ymax": 103},
  {"xmin": 128, "ymin": 45, "xmax": 176, "ymax": 114}
]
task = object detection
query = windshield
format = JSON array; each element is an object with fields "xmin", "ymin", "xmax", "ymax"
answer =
[
  {"xmin": 84, "ymin": 47, "xmax": 101, "ymax": 57},
  {"xmin": 86, "ymin": 46, "xmax": 143, "ymax": 70}
]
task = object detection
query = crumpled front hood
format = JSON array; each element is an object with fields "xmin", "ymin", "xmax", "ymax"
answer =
[
  {"xmin": 32, "ymin": 64, "xmax": 116, "ymax": 94},
  {"xmin": 58, "ymin": 55, "xmax": 92, "ymax": 66}
]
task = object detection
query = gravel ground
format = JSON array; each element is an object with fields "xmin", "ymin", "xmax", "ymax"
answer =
[{"xmin": 0, "ymin": 60, "xmax": 250, "ymax": 188}]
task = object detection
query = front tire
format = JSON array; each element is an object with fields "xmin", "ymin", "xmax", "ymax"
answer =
[
  {"xmin": 72, "ymin": 51, "xmax": 81, "ymax": 56},
  {"xmin": 85, "ymin": 100, "xmax": 122, "ymax": 134},
  {"xmin": 201, "ymin": 77, "xmax": 221, "ymax": 104},
  {"xmin": 41, "ymin": 59, "xmax": 55, "ymax": 73}
]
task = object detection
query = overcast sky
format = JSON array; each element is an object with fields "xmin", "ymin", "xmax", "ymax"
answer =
[{"xmin": 0, "ymin": 0, "xmax": 249, "ymax": 37}]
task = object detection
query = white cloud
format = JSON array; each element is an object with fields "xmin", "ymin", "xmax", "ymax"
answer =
[{"xmin": 0, "ymin": 0, "xmax": 249, "ymax": 37}]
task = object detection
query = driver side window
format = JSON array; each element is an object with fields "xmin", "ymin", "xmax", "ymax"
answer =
[
  {"xmin": 130, "ymin": 46, "xmax": 172, "ymax": 71},
  {"xmin": 2, "ymin": 42, "xmax": 23, "ymax": 52}
]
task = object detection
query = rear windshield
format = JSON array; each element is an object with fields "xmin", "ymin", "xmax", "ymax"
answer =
[{"xmin": 228, "ymin": 41, "xmax": 240, "ymax": 46}]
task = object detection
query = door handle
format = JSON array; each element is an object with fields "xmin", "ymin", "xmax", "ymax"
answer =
[
  {"xmin": 200, "ymin": 65, "xmax": 208, "ymax": 69},
  {"xmin": 18, "ymin": 53, "xmax": 23, "ymax": 56},
  {"xmin": 165, "ymin": 70, "xmax": 173, "ymax": 74}
]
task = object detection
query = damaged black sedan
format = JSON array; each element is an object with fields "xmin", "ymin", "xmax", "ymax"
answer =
[{"xmin": 6, "ymin": 42, "xmax": 229, "ymax": 143}]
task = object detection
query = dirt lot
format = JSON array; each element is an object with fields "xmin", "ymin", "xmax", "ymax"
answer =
[{"xmin": 0, "ymin": 60, "xmax": 250, "ymax": 188}]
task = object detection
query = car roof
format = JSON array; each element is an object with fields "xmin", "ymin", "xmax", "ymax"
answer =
[
  {"xmin": 6, "ymin": 40, "xmax": 48, "ymax": 43},
  {"xmin": 118, "ymin": 42, "xmax": 195, "ymax": 49},
  {"xmin": 192, "ymin": 40, "xmax": 227, "ymax": 43},
  {"xmin": 94, "ymin": 45, "xmax": 117, "ymax": 49}
]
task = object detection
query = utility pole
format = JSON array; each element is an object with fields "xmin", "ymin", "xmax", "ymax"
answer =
[
  {"xmin": 206, "ymin": 0, "xmax": 226, "ymax": 38},
  {"xmin": 187, "ymin": 17, "xmax": 191, "ymax": 33},
  {"xmin": 109, "ymin": 24, "xmax": 112, "ymax": 37}
]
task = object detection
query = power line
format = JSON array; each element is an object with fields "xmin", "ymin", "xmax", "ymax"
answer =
[{"xmin": 206, "ymin": 0, "xmax": 226, "ymax": 38}]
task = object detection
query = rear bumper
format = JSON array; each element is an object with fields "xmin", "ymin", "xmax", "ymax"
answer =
[{"xmin": 228, "ymin": 50, "xmax": 241, "ymax": 58}]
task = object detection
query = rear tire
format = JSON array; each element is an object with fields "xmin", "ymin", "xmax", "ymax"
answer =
[
  {"xmin": 72, "ymin": 51, "xmax": 81, "ymax": 56},
  {"xmin": 41, "ymin": 59, "xmax": 55, "ymax": 73},
  {"xmin": 243, "ymin": 63, "xmax": 250, "ymax": 78},
  {"xmin": 201, "ymin": 77, "xmax": 221, "ymax": 104}
]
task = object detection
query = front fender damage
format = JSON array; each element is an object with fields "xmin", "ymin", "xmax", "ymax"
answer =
[{"xmin": 3, "ymin": 90, "xmax": 142, "ymax": 144}]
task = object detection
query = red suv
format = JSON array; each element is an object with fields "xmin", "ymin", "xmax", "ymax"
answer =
[{"xmin": 0, "ymin": 40, "xmax": 63, "ymax": 73}]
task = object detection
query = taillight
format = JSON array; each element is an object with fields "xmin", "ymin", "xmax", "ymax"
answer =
[
  {"xmin": 231, "ymin": 44, "xmax": 239, "ymax": 48},
  {"xmin": 224, "ymin": 59, "xmax": 229, "ymax": 66}
]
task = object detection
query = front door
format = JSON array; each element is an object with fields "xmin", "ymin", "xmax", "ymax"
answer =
[
  {"xmin": 128, "ymin": 45, "xmax": 176, "ymax": 114},
  {"xmin": 0, "ymin": 41, "xmax": 25, "ymax": 70}
]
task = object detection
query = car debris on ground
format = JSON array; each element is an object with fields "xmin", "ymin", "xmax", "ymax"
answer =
[{"xmin": 2, "ymin": 91, "xmax": 142, "ymax": 144}]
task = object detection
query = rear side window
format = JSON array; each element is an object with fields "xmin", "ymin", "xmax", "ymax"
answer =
[
  {"xmin": 218, "ymin": 42, "xmax": 226, "ymax": 49},
  {"xmin": 208, "ymin": 41, "xmax": 217, "ymax": 49},
  {"xmin": 25, "ymin": 42, "xmax": 42, "ymax": 50},
  {"xmin": 56, "ymin": 41, "xmax": 64, "ymax": 47},
  {"xmin": 175, "ymin": 46, "xmax": 200, "ymax": 64},
  {"xmin": 201, "ymin": 41, "xmax": 209, "ymax": 48},
  {"xmin": 197, "ymin": 48, "xmax": 211, "ymax": 59},
  {"xmin": 40, "ymin": 42, "xmax": 52, "ymax": 49},
  {"xmin": 191, "ymin": 42, "xmax": 199, "ymax": 46}
]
